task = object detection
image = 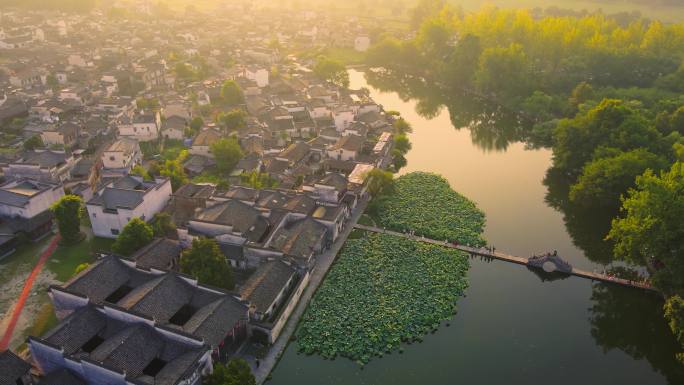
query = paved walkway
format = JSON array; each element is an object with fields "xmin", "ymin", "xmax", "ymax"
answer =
[
  {"xmin": 0, "ymin": 235, "xmax": 60, "ymax": 351},
  {"xmin": 250, "ymin": 196, "xmax": 369, "ymax": 384},
  {"xmin": 355, "ymin": 224, "xmax": 656, "ymax": 292}
]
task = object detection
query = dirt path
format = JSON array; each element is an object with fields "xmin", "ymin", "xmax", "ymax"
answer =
[{"xmin": 0, "ymin": 236, "xmax": 59, "ymax": 351}]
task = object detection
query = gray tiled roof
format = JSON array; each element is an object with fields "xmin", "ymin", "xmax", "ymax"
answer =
[
  {"xmin": 268, "ymin": 217, "xmax": 327, "ymax": 259},
  {"xmin": 39, "ymin": 369, "xmax": 86, "ymax": 385},
  {"xmin": 240, "ymin": 260, "xmax": 296, "ymax": 314},
  {"xmin": 41, "ymin": 306, "xmax": 206, "ymax": 385},
  {"xmin": 0, "ymin": 350, "xmax": 30, "ymax": 385},
  {"xmin": 195, "ymin": 200, "xmax": 270, "ymax": 242},
  {"xmin": 18, "ymin": 150, "xmax": 68, "ymax": 168},
  {"xmin": 88, "ymin": 188, "xmax": 145, "ymax": 211},
  {"xmin": 131, "ymin": 238, "xmax": 181, "ymax": 271},
  {"xmin": 60, "ymin": 256, "xmax": 247, "ymax": 348}
]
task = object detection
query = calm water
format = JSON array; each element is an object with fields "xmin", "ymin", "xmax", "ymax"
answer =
[{"xmin": 268, "ymin": 70, "xmax": 684, "ymax": 385}]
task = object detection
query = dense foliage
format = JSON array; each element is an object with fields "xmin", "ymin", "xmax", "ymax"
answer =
[
  {"xmin": 370, "ymin": 172, "xmax": 486, "ymax": 246},
  {"xmin": 211, "ymin": 137, "xmax": 244, "ymax": 173},
  {"xmin": 51, "ymin": 195, "xmax": 84, "ymax": 245},
  {"xmin": 313, "ymin": 56, "xmax": 350, "ymax": 88},
  {"xmin": 205, "ymin": 359, "xmax": 256, "ymax": 385},
  {"xmin": 180, "ymin": 238, "xmax": 234, "ymax": 290},
  {"xmin": 297, "ymin": 234, "xmax": 469, "ymax": 364},
  {"xmin": 112, "ymin": 218, "xmax": 154, "ymax": 256}
]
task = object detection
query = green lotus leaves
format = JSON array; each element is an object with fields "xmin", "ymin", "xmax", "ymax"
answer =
[
  {"xmin": 296, "ymin": 172, "xmax": 485, "ymax": 364},
  {"xmin": 372, "ymin": 172, "xmax": 486, "ymax": 247}
]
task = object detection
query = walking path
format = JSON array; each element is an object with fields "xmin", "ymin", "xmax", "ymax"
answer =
[
  {"xmin": 250, "ymin": 196, "xmax": 369, "ymax": 384},
  {"xmin": 354, "ymin": 224, "xmax": 656, "ymax": 292},
  {"xmin": 0, "ymin": 235, "xmax": 60, "ymax": 351}
]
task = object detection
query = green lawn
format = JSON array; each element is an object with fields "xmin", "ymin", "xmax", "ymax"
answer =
[{"xmin": 47, "ymin": 236, "xmax": 114, "ymax": 282}]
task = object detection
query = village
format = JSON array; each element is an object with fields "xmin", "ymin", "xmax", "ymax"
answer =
[{"xmin": 0, "ymin": 3, "xmax": 400, "ymax": 384}]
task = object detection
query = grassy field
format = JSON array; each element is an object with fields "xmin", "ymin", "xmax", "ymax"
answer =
[{"xmin": 47, "ymin": 235, "xmax": 114, "ymax": 282}]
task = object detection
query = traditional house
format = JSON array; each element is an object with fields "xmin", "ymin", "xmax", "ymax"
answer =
[
  {"xmin": 327, "ymin": 134, "xmax": 365, "ymax": 161},
  {"xmin": 190, "ymin": 129, "xmax": 222, "ymax": 158},
  {"xmin": 2, "ymin": 150, "xmax": 76, "ymax": 183},
  {"xmin": 101, "ymin": 138, "xmax": 141, "ymax": 176},
  {"xmin": 86, "ymin": 176, "xmax": 172, "ymax": 238}
]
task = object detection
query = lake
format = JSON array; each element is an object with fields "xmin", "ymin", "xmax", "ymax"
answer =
[{"xmin": 267, "ymin": 69, "xmax": 684, "ymax": 385}]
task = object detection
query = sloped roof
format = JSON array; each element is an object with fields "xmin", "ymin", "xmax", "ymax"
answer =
[
  {"xmin": 192, "ymin": 129, "xmax": 221, "ymax": 147},
  {"xmin": 195, "ymin": 200, "xmax": 270, "ymax": 242},
  {"xmin": 240, "ymin": 260, "xmax": 296, "ymax": 314},
  {"xmin": 0, "ymin": 350, "xmax": 30, "ymax": 385},
  {"xmin": 41, "ymin": 306, "xmax": 205, "ymax": 385},
  {"xmin": 130, "ymin": 238, "xmax": 181, "ymax": 271},
  {"xmin": 268, "ymin": 217, "xmax": 328, "ymax": 259}
]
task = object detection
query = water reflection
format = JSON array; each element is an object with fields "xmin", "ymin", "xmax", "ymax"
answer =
[
  {"xmin": 589, "ymin": 281, "xmax": 684, "ymax": 384},
  {"xmin": 365, "ymin": 69, "xmax": 526, "ymax": 151},
  {"xmin": 366, "ymin": 69, "xmax": 618, "ymax": 266}
]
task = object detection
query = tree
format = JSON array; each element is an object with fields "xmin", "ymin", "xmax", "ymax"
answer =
[
  {"xmin": 205, "ymin": 359, "xmax": 255, "ymax": 385},
  {"xmin": 46, "ymin": 74, "xmax": 59, "ymax": 91},
  {"xmin": 608, "ymin": 162, "xmax": 684, "ymax": 294},
  {"xmin": 23, "ymin": 135, "xmax": 44, "ymax": 151},
  {"xmin": 392, "ymin": 118, "xmax": 412, "ymax": 134},
  {"xmin": 159, "ymin": 151, "xmax": 189, "ymax": 191},
  {"xmin": 664, "ymin": 295, "xmax": 684, "ymax": 364},
  {"xmin": 217, "ymin": 109, "xmax": 247, "ymax": 131},
  {"xmin": 313, "ymin": 57, "xmax": 349, "ymax": 88},
  {"xmin": 569, "ymin": 149, "xmax": 668, "ymax": 209},
  {"xmin": 553, "ymin": 99, "xmax": 664, "ymax": 177},
  {"xmin": 393, "ymin": 133, "xmax": 412, "ymax": 154},
  {"xmin": 211, "ymin": 138, "xmax": 244, "ymax": 174},
  {"xmin": 365, "ymin": 169, "xmax": 394, "ymax": 196},
  {"xmin": 131, "ymin": 165, "xmax": 152, "ymax": 181},
  {"xmin": 112, "ymin": 218, "xmax": 154, "ymax": 256},
  {"xmin": 180, "ymin": 238, "xmax": 234, "ymax": 290},
  {"xmin": 475, "ymin": 44, "xmax": 531, "ymax": 100},
  {"xmin": 51, "ymin": 195, "xmax": 84, "ymax": 245},
  {"xmin": 410, "ymin": 0, "xmax": 447, "ymax": 29},
  {"xmin": 220, "ymin": 80, "xmax": 245, "ymax": 106},
  {"xmin": 151, "ymin": 212, "xmax": 176, "ymax": 238},
  {"xmin": 190, "ymin": 116, "xmax": 204, "ymax": 131}
]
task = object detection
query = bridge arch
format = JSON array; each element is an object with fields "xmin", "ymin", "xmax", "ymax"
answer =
[{"xmin": 527, "ymin": 254, "xmax": 572, "ymax": 274}]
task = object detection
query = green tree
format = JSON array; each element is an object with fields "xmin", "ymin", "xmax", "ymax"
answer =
[
  {"xmin": 151, "ymin": 212, "xmax": 176, "ymax": 238},
  {"xmin": 190, "ymin": 116, "xmax": 204, "ymax": 131},
  {"xmin": 51, "ymin": 195, "xmax": 84, "ymax": 245},
  {"xmin": 313, "ymin": 57, "xmax": 349, "ymax": 88},
  {"xmin": 476, "ymin": 44, "xmax": 531, "ymax": 100},
  {"xmin": 180, "ymin": 238, "xmax": 234, "ymax": 290},
  {"xmin": 46, "ymin": 74, "xmax": 59, "ymax": 91},
  {"xmin": 131, "ymin": 165, "xmax": 152, "ymax": 181},
  {"xmin": 608, "ymin": 162, "xmax": 684, "ymax": 294},
  {"xmin": 393, "ymin": 133, "xmax": 412, "ymax": 154},
  {"xmin": 392, "ymin": 118, "xmax": 412, "ymax": 134},
  {"xmin": 218, "ymin": 109, "xmax": 247, "ymax": 131},
  {"xmin": 159, "ymin": 151, "xmax": 189, "ymax": 191},
  {"xmin": 23, "ymin": 135, "xmax": 44, "ymax": 151},
  {"xmin": 211, "ymin": 138, "xmax": 243, "ymax": 174},
  {"xmin": 112, "ymin": 218, "xmax": 154, "ymax": 256},
  {"xmin": 220, "ymin": 80, "xmax": 245, "ymax": 106},
  {"xmin": 205, "ymin": 359, "xmax": 255, "ymax": 385},
  {"xmin": 664, "ymin": 295, "xmax": 684, "ymax": 364},
  {"xmin": 365, "ymin": 169, "xmax": 394, "ymax": 196},
  {"xmin": 569, "ymin": 149, "xmax": 668, "ymax": 209},
  {"xmin": 553, "ymin": 99, "xmax": 664, "ymax": 177}
]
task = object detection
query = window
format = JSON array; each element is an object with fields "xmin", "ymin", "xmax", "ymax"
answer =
[
  {"xmin": 109, "ymin": 156, "xmax": 115, "ymax": 161},
  {"xmin": 81, "ymin": 335, "xmax": 104, "ymax": 353},
  {"xmin": 92, "ymin": 213, "xmax": 96, "ymax": 218},
  {"xmin": 111, "ymin": 228, "xmax": 119, "ymax": 235},
  {"xmin": 169, "ymin": 305, "xmax": 197, "ymax": 326},
  {"xmin": 105, "ymin": 284, "xmax": 132, "ymax": 303},
  {"xmin": 143, "ymin": 358, "xmax": 167, "ymax": 376}
]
